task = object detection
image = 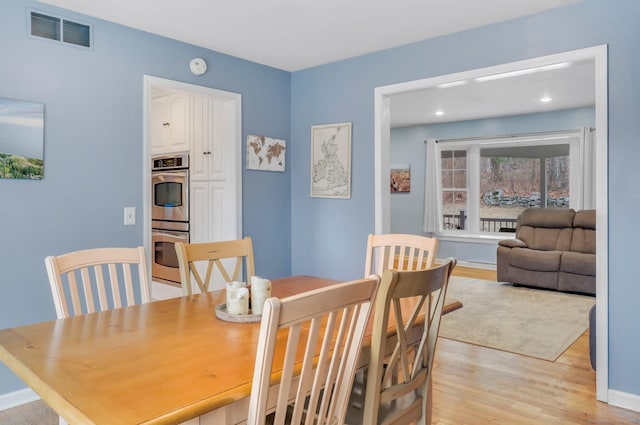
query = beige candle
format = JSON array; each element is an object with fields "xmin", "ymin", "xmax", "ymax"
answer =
[
  {"xmin": 250, "ymin": 276, "xmax": 272, "ymax": 315},
  {"xmin": 226, "ymin": 281, "xmax": 248, "ymax": 315}
]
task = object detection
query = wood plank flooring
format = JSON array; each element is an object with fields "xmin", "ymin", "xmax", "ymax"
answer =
[{"xmin": 1, "ymin": 266, "xmax": 638, "ymax": 424}]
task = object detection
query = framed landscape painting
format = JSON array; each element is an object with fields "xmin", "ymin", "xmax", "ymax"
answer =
[
  {"xmin": 390, "ymin": 164, "xmax": 411, "ymax": 192},
  {"xmin": 311, "ymin": 122, "xmax": 351, "ymax": 199},
  {"xmin": 0, "ymin": 97, "xmax": 44, "ymax": 179}
]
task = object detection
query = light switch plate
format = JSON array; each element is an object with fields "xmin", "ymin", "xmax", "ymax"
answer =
[{"xmin": 124, "ymin": 207, "xmax": 136, "ymax": 225}]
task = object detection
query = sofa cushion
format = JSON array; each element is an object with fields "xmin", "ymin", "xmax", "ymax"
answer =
[
  {"xmin": 518, "ymin": 208, "xmax": 575, "ymax": 228},
  {"xmin": 574, "ymin": 209, "xmax": 596, "ymax": 229},
  {"xmin": 510, "ymin": 248, "xmax": 561, "ymax": 272},
  {"xmin": 570, "ymin": 228, "xmax": 596, "ymax": 254},
  {"xmin": 561, "ymin": 251, "xmax": 596, "ymax": 276},
  {"xmin": 517, "ymin": 226, "xmax": 573, "ymax": 251}
]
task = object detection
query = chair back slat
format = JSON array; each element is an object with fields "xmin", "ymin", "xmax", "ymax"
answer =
[
  {"xmin": 95, "ymin": 265, "xmax": 109, "ymax": 312},
  {"xmin": 45, "ymin": 247, "xmax": 150, "ymax": 319},
  {"xmin": 364, "ymin": 233, "xmax": 439, "ymax": 277},
  {"xmin": 247, "ymin": 276, "xmax": 380, "ymax": 425},
  {"xmin": 175, "ymin": 237, "xmax": 255, "ymax": 295}
]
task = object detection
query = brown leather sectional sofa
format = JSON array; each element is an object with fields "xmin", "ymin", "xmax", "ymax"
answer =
[{"xmin": 497, "ymin": 208, "xmax": 596, "ymax": 295}]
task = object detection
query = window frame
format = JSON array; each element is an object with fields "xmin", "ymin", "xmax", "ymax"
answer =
[{"xmin": 434, "ymin": 130, "xmax": 583, "ymax": 239}]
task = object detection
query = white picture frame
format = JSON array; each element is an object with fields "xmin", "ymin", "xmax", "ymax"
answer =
[
  {"xmin": 310, "ymin": 122, "xmax": 352, "ymax": 199},
  {"xmin": 246, "ymin": 134, "xmax": 286, "ymax": 172}
]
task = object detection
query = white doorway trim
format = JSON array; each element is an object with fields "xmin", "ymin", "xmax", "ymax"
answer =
[
  {"xmin": 142, "ymin": 76, "xmax": 242, "ymax": 298},
  {"xmin": 373, "ymin": 45, "xmax": 609, "ymax": 401}
]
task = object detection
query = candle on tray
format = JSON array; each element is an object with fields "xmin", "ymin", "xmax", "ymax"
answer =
[
  {"xmin": 226, "ymin": 281, "xmax": 249, "ymax": 315},
  {"xmin": 250, "ymin": 276, "xmax": 272, "ymax": 315}
]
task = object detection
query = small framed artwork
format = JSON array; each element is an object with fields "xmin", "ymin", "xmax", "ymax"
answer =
[
  {"xmin": 311, "ymin": 122, "xmax": 351, "ymax": 199},
  {"xmin": 246, "ymin": 134, "xmax": 286, "ymax": 172},
  {"xmin": 390, "ymin": 164, "xmax": 411, "ymax": 193},
  {"xmin": 0, "ymin": 97, "xmax": 44, "ymax": 180}
]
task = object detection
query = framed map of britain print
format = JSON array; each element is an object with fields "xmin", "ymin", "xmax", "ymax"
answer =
[{"xmin": 310, "ymin": 122, "xmax": 351, "ymax": 199}]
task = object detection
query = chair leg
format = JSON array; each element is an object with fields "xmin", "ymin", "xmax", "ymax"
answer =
[{"xmin": 417, "ymin": 375, "xmax": 433, "ymax": 425}]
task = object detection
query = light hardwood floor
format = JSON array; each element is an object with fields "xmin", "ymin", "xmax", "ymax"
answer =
[{"xmin": 1, "ymin": 266, "xmax": 638, "ymax": 424}]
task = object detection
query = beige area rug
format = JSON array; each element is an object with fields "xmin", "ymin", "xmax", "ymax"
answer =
[{"xmin": 440, "ymin": 277, "xmax": 595, "ymax": 361}]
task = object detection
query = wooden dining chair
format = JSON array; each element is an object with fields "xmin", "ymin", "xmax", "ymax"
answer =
[
  {"xmin": 175, "ymin": 237, "xmax": 255, "ymax": 295},
  {"xmin": 246, "ymin": 275, "xmax": 380, "ymax": 425},
  {"xmin": 364, "ymin": 233, "xmax": 439, "ymax": 277},
  {"xmin": 45, "ymin": 246, "xmax": 150, "ymax": 319},
  {"xmin": 346, "ymin": 258, "xmax": 457, "ymax": 425}
]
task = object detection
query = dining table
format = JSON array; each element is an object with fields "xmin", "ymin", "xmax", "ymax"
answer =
[{"xmin": 0, "ymin": 275, "xmax": 462, "ymax": 425}]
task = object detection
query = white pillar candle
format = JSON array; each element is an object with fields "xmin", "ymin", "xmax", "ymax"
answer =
[
  {"xmin": 250, "ymin": 276, "xmax": 272, "ymax": 315},
  {"xmin": 226, "ymin": 281, "xmax": 248, "ymax": 315}
]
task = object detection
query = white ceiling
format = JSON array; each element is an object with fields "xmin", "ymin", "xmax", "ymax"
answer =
[
  {"xmin": 37, "ymin": 0, "xmax": 591, "ymax": 126},
  {"xmin": 38, "ymin": 0, "xmax": 581, "ymax": 72},
  {"xmin": 390, "ymin": 58, "xmax": 595, "ymax": 127}
]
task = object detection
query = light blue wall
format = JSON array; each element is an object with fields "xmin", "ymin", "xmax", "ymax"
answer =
[
  {"xmin": 390, "ymin": 107, "xmax": 595, "ymax": 263},
  {"xmin": 0, "ymin": 0, "xmax": 291, "ymax": 394},
  {"xmin": 3, "ymin": 0, "xmax": 640, "ymax": 405},
  {"xmin": 291, "ymin": 0, "xmax": 640, "ymax": 398}
]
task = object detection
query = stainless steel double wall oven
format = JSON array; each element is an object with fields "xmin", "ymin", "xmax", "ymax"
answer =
[{"xmin": 151, "ymin": 154, "xmax": 189, "ymax": 285}]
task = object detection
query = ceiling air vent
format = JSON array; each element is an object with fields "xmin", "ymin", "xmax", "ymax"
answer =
[{"xmin": 29, "ymin": 10, "xmax": 92, "ymax": 49}]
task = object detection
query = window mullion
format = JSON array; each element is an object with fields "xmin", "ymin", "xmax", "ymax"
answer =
[{"xmin": 468, "ymin": 146, "xmax": 480, "ymax": 233}]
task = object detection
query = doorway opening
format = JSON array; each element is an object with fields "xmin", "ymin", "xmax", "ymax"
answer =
[
  {"xmin": 143, "ymin": 76, "xmax": 242, "ymax": 299},
  {"xmin": 373, "ymin": 45, "xmax": 608, "ymax": 400}
]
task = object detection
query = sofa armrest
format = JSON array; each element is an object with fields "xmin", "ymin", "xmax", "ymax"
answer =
[{"xmin": 498, "ymin": 238, "xmax": 527, "ymax": 248}]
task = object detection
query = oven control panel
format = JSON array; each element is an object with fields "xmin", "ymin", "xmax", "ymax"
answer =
[{"xmin": 152, "ymin": 154, "xmax": 189, "ymax": 170}]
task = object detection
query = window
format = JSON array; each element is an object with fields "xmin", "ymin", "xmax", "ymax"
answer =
[
  {"xmin": 440, "ymin": 150, "xmax": 468, "ymax": 230},
  {"xmin": 433, "ymin": 130, "xmax": 588, "ymax": 235},
  {"xmin": 29, "ymin": 10, "xmax": 92, "ymax": 49}
]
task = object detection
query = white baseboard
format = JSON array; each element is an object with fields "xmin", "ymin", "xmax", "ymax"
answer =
[
  {"xmin": 439, "ymin": 258, "xmax": 496, "ymax": 270},
  {"xmin": 2, "ymin": 380, "xmax": 638, "ymax": 414},
  {"xmin": 608, "ymin": 389, "xmax": 640, "ymax": 413},
  {"xmin": 0, "ymin": 388, "xmax": 40, "ymax": 411}
]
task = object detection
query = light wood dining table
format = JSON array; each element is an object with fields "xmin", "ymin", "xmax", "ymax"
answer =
[{"xmin": 0, "ymin": 275, "xmax": 462, "ymax": 425}]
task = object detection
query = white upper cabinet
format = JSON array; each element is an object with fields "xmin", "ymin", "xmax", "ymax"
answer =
[
  {"xmin": 151, "ymin": 93, "xmax": 191, "ymax": 154},
  {"xmin": 191, "ymin": 97, "xmax": 233, "ymax": 182}
]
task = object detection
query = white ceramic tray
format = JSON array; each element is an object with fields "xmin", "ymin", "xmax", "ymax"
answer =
[{"xmin": 215, "ymin": 303, "xmax": 262, "ymax": 323}]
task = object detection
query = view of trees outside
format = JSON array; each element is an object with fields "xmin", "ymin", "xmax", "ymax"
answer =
[
  {"xmin": 441, "ymin": 150, "xmax": 467, "ymax": 218},
  {"xmin": 441, "ymin": 148, "xmax": 570, "ymax": 231}
]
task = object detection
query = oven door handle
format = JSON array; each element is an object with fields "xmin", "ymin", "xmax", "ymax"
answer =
[
  {"xmin": 152, "ymin": 229, "xmax": 189, "ymax": 242},
  {"xmin": 151, "ymin": 170, "xmax": 188, "ymax": 179}
]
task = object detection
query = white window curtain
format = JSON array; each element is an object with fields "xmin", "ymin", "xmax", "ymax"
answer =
[{"xmin": 422, "ymin": 139, "xmax": 441, "ymax": 233}]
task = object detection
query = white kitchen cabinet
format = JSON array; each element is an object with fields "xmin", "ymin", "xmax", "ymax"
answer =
[
  {"xmin": 190, "ymin": 97, "xmax": 236, "ymax": 181},
  {"xmin": 189, "ymin": 95, "xmax": 241, "ymax": 256},
  {"xmin": 151, "ymin": 93, "xmax": 191, "ymax": 154}
]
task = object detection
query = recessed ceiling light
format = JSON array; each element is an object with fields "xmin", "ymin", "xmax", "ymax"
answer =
[
  {"xmin": 435, "ymin": 110, "xmax": 444, "ymax": 116},
  {"xmin": 540, "ymin": 96, "xmax": 552, "ymax": 103}
]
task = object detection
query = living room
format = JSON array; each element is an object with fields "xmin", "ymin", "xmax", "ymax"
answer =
[{"xmin": 1, "ymin": 0, "xmax": 639, "ymax": 421}]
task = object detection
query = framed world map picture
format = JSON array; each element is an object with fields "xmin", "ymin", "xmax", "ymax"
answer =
[
  {"xmin": 246, "ymin": 134, "xmax": 286, "ymax": 172},
  {"xmin": 311, "ymin": 122, "xmax": 351, "ymax": 199}
]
